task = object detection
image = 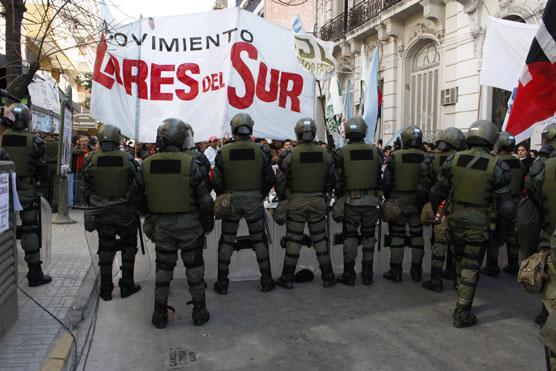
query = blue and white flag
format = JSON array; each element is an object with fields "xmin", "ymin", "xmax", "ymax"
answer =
[{"xmin": 362, "ymin": 46, "xmax": 379, "ymax": 143}]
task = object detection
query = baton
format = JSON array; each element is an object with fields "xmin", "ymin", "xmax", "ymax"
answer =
[{"xmin": 137, "ymin": 215, "xmax": 146, "ymax": 255}]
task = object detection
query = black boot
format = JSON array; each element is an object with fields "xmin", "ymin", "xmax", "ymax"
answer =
[
  {"xmin": 480, "ymin": 264, "xmax": 500, "ymax": 277},
  {"xmin": 119, "ymin": 267, "xmax": 141, "ymax": 298},
  {"xmin": 410, "ymin": 263, "xmax": 422, "ymax": 282},
  {"xmin": 383, "ymin": 263, "xmax": 402, "ymax": 282},
  {"xmin": 190, "ymin": 297, "xmax": 210, "ymax": 326},
  {"xmin": 152, "ymin": 301, "xmax": 169, "ymax": 329},
  {"xmin": 453, "ymin": 304, "xmax": 477, "ymax": 328},
  {"xmin": 260, "ymin": 270, "xmax": 276, "ymax": 292},
  {"xmin": 213, "ymin": 270, "xmax": 229, "ymax": 295},
  {"xmin": 320, "ymin": 263, "xmax": 337, "ymax": 287},
  {"xmin": 27, "ymin": 262, "xmax": 52, "ymax": 287},
  {"xmin": 422, "ymin": 268, "xmax": 443, "ymax": 293},
  {"xmin": 535, "ymin": 304, "xmax": 549, "ymax": 327},
  {"xmin": 338, "ymin": 261, "xmax": 356, "ymax": 286},
  {"xmin": 99, "ymin": 272, "xmax": 114, "ymax": 301},
  {"xmin": 361, "ymin": 260, "xmax": 373, "ymax": 286},
  {"xmin": 502, "ymin": 254, "xmax": 519, "ymax": 276},
  {"xmin": 277, "ymin": 264, "xmax": 295, "ymax": 289}
]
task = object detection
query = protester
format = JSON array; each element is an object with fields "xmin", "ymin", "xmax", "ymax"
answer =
[
  {"xmin": 204, "ymin": 135, "xmax": 219, "ymax": 166},
  {"xmin": 72, "ymin": 135, "xmax": 92, "ymax": 173},
  {"xmin": 517, "ymin": 143, "xmax": 534, "ymax": 173}
]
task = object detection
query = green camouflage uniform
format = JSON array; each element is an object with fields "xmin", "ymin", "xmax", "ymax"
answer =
[
  {"xmin": 484, "ymin": 150, "xmax": 524, "ymax": 273},
  {"xmin": 334, "ymin": 141, "xmax": 382, "ymax": 285},
  {"xmin": 432, "ymin": 146, "xmax": 511, "ymax": 322},
  {"xmin": 382, "ymin": 147, "xmax": 427, "ymax": 281},
  {"xmin": 212, "ymin": 138, "xmax": 275, "ymax": 293},
  {"xmin": 275, "ymin": 142, "xmax": 336, "ymax": 287},
  {"xmin": 2, "ymin": 128, "xmax": 50, "ymax": 284},
  {"xmin": 129, "ymin": 145, "xmax": 214, "ymax": 327},
  {"xmin": 83, "ymin": 143, "xmax": 139, "ymax": 300}
]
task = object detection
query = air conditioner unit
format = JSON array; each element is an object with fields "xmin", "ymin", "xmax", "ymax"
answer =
[{"xmin": 441, "ymin": 87, "xmax": 458, "ymax": 106}]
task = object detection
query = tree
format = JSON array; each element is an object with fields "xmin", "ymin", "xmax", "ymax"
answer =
[{"xmin": 0, "ymin": 0, "xmax": 108, "ymax": 102}]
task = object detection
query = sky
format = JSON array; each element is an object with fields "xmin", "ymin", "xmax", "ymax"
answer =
[{"xmin": 102, "ymin": 0, "xmax": 216, "ymax": 24}]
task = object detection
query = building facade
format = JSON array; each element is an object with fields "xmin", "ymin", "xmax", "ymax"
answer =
[
  {"xmin": 233, "ymin": 0, "xmax": 316, "ymax": 31},
  {"xmin": 316, "ymin": 0, "xmax": 546, "ymax": 142}
]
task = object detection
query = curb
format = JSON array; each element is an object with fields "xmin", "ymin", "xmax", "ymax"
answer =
[{"xmin": 41, "ymin": 265, "xmax": 98, "ymax": 371}]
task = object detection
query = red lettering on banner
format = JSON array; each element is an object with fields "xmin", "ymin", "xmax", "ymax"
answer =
[
  {"xmin": 256, "ymin": 62, "xmax": 279, "ymax": 103},
  {"xmin": 92, "ymin": 39, "xmax": 305, "ymax": 112},
  {"xmin": 150, "ymin": 64, "xmax": 174, "ymax": 101},
  {"xmin": 123, "ymin": 59, "xmax": 148, "ymax": 99},
  {"xmin": 228, "ymin": 42, "xmax": 256, "ymax": 109},
  {"xmin": 278, "ymin": 72, "xmax": 303, "ymax": 112},
  {"xmin": 175, "ymin": 63, "xmax": 200, "ymax": 101}
]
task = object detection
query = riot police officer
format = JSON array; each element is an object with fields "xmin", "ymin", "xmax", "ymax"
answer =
[
  {"xmin": 129, "ymin": 119, "xmax": 214, "ymax": 328},
  {"xmin": 83, "ymin": 124, "xmax": 141, "ymax": 301},
  {"xmin": 382, "ymin": 126, "xmax": 427, "ymax": 282},
  {"xmin": 431, "ymin": 120, "xmax": 511, "ymax": 328},
  {"xmin": 1, "ymin": 103, "xmax": 51, "ymax": 286},
  {"xmin": 421, "ymin": 127, "xmax": 466, "ymax": 292},
  {"xmin": 523, "ymin": 121, "xmax": 556, "ymax": 326},
  {"xmin": 212, "ymin": 113, "xmax": 276, "ymax": 294},
  {"xmin": 482, "ymin": 131, "xmax": 524, "ymax": 277},
  {"xmin": 275, "ymin": 118, "xmax": 336, "ymax": 289},
  {"xmin": 333, "ymin": 117, "xmax": 382, "ymax": 285}
]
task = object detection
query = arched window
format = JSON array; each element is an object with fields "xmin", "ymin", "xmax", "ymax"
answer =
[{"xmin": 409, "ymin": 41, "xmax": 440, "ymax": 137}]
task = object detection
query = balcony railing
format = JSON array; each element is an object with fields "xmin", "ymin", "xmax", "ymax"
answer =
[{"xmin": 320, "ymin": 0, "xmax": 403, "ymax": 41}]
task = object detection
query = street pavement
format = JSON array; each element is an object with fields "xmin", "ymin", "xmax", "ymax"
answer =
[
  {"xmin": 0, "ymin": 210, "xmax": 95, "ymax": 371},
  {"xmin": 83, "ymin": 242, "xmax": 545, "ymax": 371}
]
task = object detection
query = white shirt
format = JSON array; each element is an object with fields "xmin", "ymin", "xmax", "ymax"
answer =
[{"xmin": 204, "ymin": 146, "xmax": 218, "ymax": 166}]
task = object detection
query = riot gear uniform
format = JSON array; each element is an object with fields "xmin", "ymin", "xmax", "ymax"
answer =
[
  {"xmin": 129, "ymin": 118, "xmax": 214, "ymax": 328},
  {"xmin": 421, "ymin": 127, "xmax": 465, "ymax": 292},
  {"xmin": 83, "ymin": 124, "xmax": 140, "ymax": 301},
  {"xmin": 181, "ymin": 123, "xmax": 211, "ymax": 189},
  {"xmin": 482, "ymin": 132, "xmax": 524, "ymax": 277},
  {"xmin": 211, "ymin": 113, "xmax": 276, "ymax": 294},
  {"xmin": 1, "ymin": 103, "xmax": 51, "ymax": 287},
  {"xmin": 334, "ymin": 117, "xmax": 382, "ymax": 286},
  {"xmin": 382, "ymin": 125, "xmax": 426, "ymax": 283},
  {"xmin": 431, "ymin": 120, "xmax": 511, "ymax": 328},
  {"xmin": 275, "ymin": 118, "xmax": 336, "ymax": 289}
]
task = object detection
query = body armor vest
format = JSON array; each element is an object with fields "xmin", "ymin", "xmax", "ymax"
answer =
[
  {"xmin": 342, "ymin": 142, "xmax": 379, "ymax": 191},
  {"xmin": 451, "ymin": 148, "xmax": 497, "ymax": 207},
  {"xmin": 143, "ymin": 152, "xmax": 196, "ymax": 213},
  {"xmin": 497, "ymin": 152, "xmax": 524, "ymax": 196},
  {"xmin": 89, "ymin": 150, "xmax": 132, "ymax": 198},
  {"xmin": 221, "ymin": 141, "xmax": 263, "ymax": 192},
  {"xmin": 543, "ymin": 158, "xmax": 556, "ymax": 229},
  {"xmin": 2, "ymin": 130, "xmax": 35, "ymax": 177},
  {"xmin": 392, "ymin": 148, "xmax": 425, "ymax": 192},
  {"xmin": 433, "ymin": 151, "xmax": 453, "ymax": 179},
  {"xmin": 290, "ymin": 143, "xmax": 329, "ymax": 193}
]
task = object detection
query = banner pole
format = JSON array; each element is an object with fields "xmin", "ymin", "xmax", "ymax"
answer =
[
  {"xmin": 134, "ymin": 15, "xmax": 143, "ymax": 145},
  {"xmin": 317, "ymin": 80, "xmax": 334, "ymax": 148}
]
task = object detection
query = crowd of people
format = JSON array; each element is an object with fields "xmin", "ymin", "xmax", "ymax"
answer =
[{"xmin": 2, "ymin": 100, "xmax": 556, "ymax": 367}]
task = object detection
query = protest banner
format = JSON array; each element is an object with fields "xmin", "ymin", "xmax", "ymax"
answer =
[{"xmin": 91, "ymin": 8, "xmax": 315, "ymax": 142}]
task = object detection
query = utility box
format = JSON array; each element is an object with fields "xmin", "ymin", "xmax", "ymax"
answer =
[{"xmin": 0, "ymin": 162, "xmax": 18, "ymax": 340}]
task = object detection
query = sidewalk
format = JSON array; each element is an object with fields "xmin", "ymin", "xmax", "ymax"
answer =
[{"xmin": 0, "ymin": 210, "xmax": 96, "ymax": 371}]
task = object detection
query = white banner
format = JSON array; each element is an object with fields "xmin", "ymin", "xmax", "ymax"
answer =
[
  {"xmin": 91, "ymin": 8, "xmax": 315, "ymax": 142},
  {"xmin": 480, "ymin": 17, "xmax": 537, "ymax": 92}
]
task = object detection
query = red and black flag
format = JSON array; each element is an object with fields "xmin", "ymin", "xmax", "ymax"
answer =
[{"xmin": 506, "ymin": 0, "xmax": 556, "ymax": 141}]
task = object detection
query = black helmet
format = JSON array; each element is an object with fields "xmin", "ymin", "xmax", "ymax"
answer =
[
  {"xmin": 294, "ymin": 118, "xmax": 317, "ymax": 142},
  {"xmin": 8, "ymin": 103, "xmax": 31, "ymax": 130},
  {"xmin": 345, "ymin": 117, "xmax": 367, "ymax": 141},
  {"xmin": 494, "ymin": 131, "xmax": 516, "ymax": 153},
  {"xmin": 437, "ymin": 127, "xmax": 466, "ymax": 151},
  {"xmin": 400, "ymin": 125, "xmax": 422, "ymax": 149},
  {"xmin": 466, "ymin": 120, "xmax": 499, "ymax": 149},
  {"xmin": 542, "ymin": 121, "xmax": 556, "ymax": 146},
  {"xmin": 183, "ymin": 122, "xmax": 195, "ymax": 149},
  {"xmin": 156, "ymin": 118, "xmax": 187, "ymax": 149},
  {"xmin": 230, "ymin": 113, "xmax": 254, "ymax": 136},
  {"xmin": 97, "ymin": 124, "xmax": 121, "ymax": 144}
]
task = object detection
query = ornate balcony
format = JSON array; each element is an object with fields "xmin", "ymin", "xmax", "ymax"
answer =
[{"xmin": 320, "ymin": 0, "xmax": 403, "ymax": 41}]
